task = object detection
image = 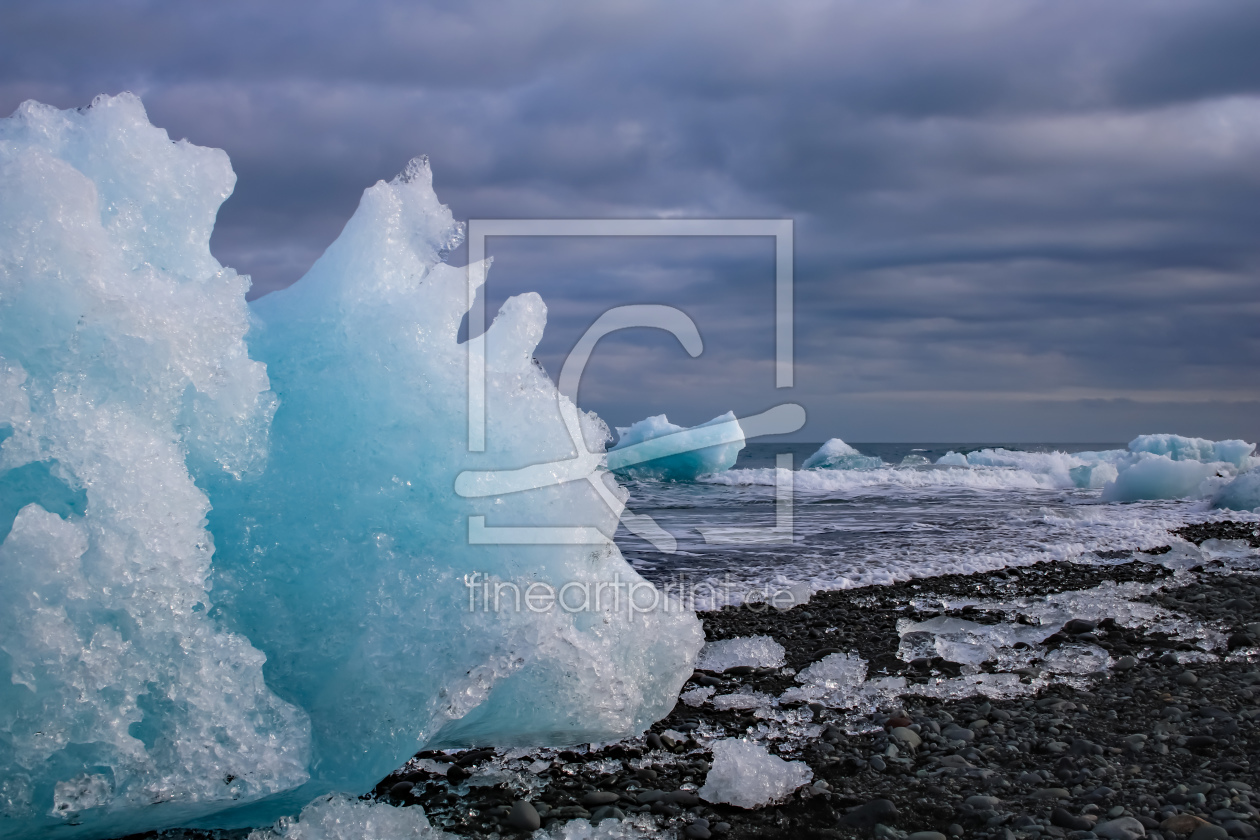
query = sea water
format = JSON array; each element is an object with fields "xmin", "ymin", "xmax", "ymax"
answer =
[{"xmin": 615, "ymin": 442, "xmax": 1258, "ymax": 606}]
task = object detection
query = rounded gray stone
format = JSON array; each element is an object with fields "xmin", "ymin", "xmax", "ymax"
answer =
[{"xmin": 508, "ymin": 800, "xmax": 541, "ymax": 832}]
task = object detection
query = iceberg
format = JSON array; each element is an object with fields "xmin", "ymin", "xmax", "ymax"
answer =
[
  {"xmin": 1101, "ymin": 453, "xmax": 1224, "ymax": 502},
  {"xmin": 1127, "ymin": 433, "xmax": 1254, "ymax": 468},
  {"xmin": 0, "ymin": 94, "xmax": 702, "ymax": 839},
  {"xmin": 1213, "ymin": 470, "xmax": 1260, "ymax": 512},
  {"xmin": 607, "ymin": 411, "xmax": 743, "ymax": 480},
  {"xmin": 802, "ymin": 438, "xmax": 883, "ymax": 470}
]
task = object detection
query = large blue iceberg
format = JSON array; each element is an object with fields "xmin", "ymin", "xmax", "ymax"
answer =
[{"xmin": 0, "ymin": 95, "xmax": 701, "ymax": 839}]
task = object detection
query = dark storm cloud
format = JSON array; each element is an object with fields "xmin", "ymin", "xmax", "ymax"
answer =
[{"xmin": 2, "ymin": 0, "xmax": 1258, "ymax": 440}]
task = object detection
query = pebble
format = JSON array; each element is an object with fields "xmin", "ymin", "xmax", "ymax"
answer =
[
  {"xmin": 1177, "ymin": 671, "xmax": 1199, "ymax": 686},
  {"xmin": 590, "ymin": 805, "xmax": 625, "ymax": 823},
  {"xmin": 581, "ymin": 791, "xmax": 621, "ymax": 807},
  {"xmin": 1223, "ymin": 821, "xmax": 1257, "ymax": 838},
  {"xmin": 966, "ymin": 795, "xmax": 1002, "ymax": 809},
  {"xmin": 685, "ymin": 824, "xmax": 712, "ymax": 839},
  {"xmin": 909, "ymin": 833, "xmax": 949, "ymax": 840},
  {"xmin": 892, "ymin": 726, "xmax": 923, "ymax": 749},
  {"xmin": 869, "ymin": 755, "xmax": 887, "ymax": 771},
  {"xmin": 1052, "ymin": 807, "xmax": 1095, "ymax": 831},
  {"xmin": 1114, "ymin": 656, "xmax": 1138, "ymax": 671},
  {"xmin": 1034, "ymin": 789, "xmax": 1073, "ymax": 800},
  {"xmin": 508, "ymin": 800, "xmax": 541, "ymax": 831},
  {"xmin": 1189, "ymin": 827, "xmax": 1229, "ymax": 840},
  {"xmin": 842, "ymin": 799, "xmax": 900, "ymax": 828},
  {"xmin": 1095, "ymin": 817, "xmax": 1146, "ymax": 840}
]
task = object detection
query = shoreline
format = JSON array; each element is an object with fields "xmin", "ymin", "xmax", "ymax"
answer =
[{"xmin": 139, "ymin": 522, "xmax": 1260, "ymax": 840}]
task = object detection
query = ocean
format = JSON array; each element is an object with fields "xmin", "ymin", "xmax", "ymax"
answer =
[{"xmin": 614, "ymin": 442, "xmax": 1239, "ymax": 607}]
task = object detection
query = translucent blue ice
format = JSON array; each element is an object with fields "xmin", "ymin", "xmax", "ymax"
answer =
[
  {"xmin": 802, "ymin": 439, "xmax": 883, "ymax": 471},
  {"xmin": 607, "ymin": 412, "xmax": 743, "ymax": 480},
  {"xmin": 0, "ymin": 95, "xmax": 702, "ymax": 839}
]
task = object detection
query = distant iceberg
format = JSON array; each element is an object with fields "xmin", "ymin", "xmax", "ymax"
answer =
[
  {"xmin": 607, "ymin": 411, "xmax": 744, "ymax": 480},
  {"xmin": 0, "ymin": 94, "xmax": 702, "ymax": 839},
  {"xmin": 802, "ymin": 438, "xmax": 883, "ymax": 470}
]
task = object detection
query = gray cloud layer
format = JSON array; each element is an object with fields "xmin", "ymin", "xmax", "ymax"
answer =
[{"xmin": 3, "ymin": 1, "xmax": 1258, "ymax": 441}]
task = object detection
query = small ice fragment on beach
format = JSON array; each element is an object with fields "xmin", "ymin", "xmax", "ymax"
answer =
[
  {"xmin": 803, "ymin": 438, "xmax": 884, "ymax": 470},
  {"xmin": 247, "ymin": 794, "xmax": 453, "ymax": 840},
  {"xmin": 681, "ymin": 686, "xmax": 716, "ymax": 707},
  {"xmin": 608, "ymin": 412, "xmax": 744, "ymax": 480},
  {"xmin": 697, "ymin": 635, "xmax": 786, "ymax": 671},
  {"xmin": 712, "ymin": 692, "xmax": 774, "ymax": 711},
  {"xmin": 798, "ymin": 651, "xmax": 868, "ymax": 688},
  {"xmin": 1043, "ymin": 644, "xmax": 1112, "ymax": 675},
  {"xmin": 699, "ymin": 739, "xmax": 812, "ymax": 808}
]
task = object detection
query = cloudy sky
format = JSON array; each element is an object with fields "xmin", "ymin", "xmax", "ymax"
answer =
[{"xmin": 3, "ymin": 1, "xmax": 1258, "ymax": 442}]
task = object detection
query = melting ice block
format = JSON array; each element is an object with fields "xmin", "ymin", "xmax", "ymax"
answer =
[
  {"xmin": 0, "ymin": 94, "xmax": 703, "ymax": 838},
  {"xmin": 802, "ymin": 438, "xmax": 883, "ymax": 470},
  {"xmin": 696, "ymin": 635, "xmax": 786, "ymax": 671},
  {"xmin": 607, "ymin": 412, "xmax": 743, "ymax": 480},
  {"xmin": 699, "ymin": 739, "xmax": 811, "ymax": 808}
]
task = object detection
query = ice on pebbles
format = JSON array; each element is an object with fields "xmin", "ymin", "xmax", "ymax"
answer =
[
  {"xmin": 696, "ymin": 635, "xmax": 786, "ymax": 671},
  {"xmin": 802, "ymin": 439, "xmax": 884, "ymax": 471},
  {"xmin": 607, "ymin": 412, "xmax": 743, "ymax": 480},
  {"xmin": 0, "ymin": 94, "xmax": 702, "ymax": 838},
  {"xmin": 247, "ymin": 795, "xmax": 452, "ymax": 840},
  {"xmin": 779, "ymin": 652, "xmax": 868, "ymax": 708},
  {"xmin": 699, "ymin": 739, "xmax": 812, "ymax": 809},
  {"xmin": 680, "ymin": 686, "xmax": 716, "ymax": 707}
]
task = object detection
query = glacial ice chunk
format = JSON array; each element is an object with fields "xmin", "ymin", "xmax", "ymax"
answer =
[
  {"xmin": 247, "ymin": 794, "xmax": 452, "ymax": 840},
  {"xmin": 607, "ymin": 412, "xmax": 743, "ymax": 480},
  {"xmin": 698, "ymin": 739, "xmax": 812, "ymax": 808},
  {"xmin": 802, "ymin": 438, "xmax": 884, "ymax": 470},
  {"xmin": 206, "ymin": 153, "xmax": 702, "ymax": 817},
  {"xmin": 1213, "ymin": 470, "xmax": 1260, "ymax": 511},
  {"xmin": 1128, "ymin": 434, "xmax": 1254, "ymax": 468},
  {"xmin": 1070, "ymin": 462, "xmax": 1119, "ymax": 489},
  {"xmin": 1101, "ymin": 454, "xmax": 1223, "ymax": 502},
  {"xmin": 696, "ymin": 635, "xmax": 786, "ymax": 671},
  {"xmin": 0, "ymin": 94, "xmax": 703, "ymax": 837},
  {"xmin": 0, "ymin": 94, "xmax": 310, "ymax": 839},
  {"xmin": 936, "ymin": 451, "xmax": 969, "ymax": 467}
]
